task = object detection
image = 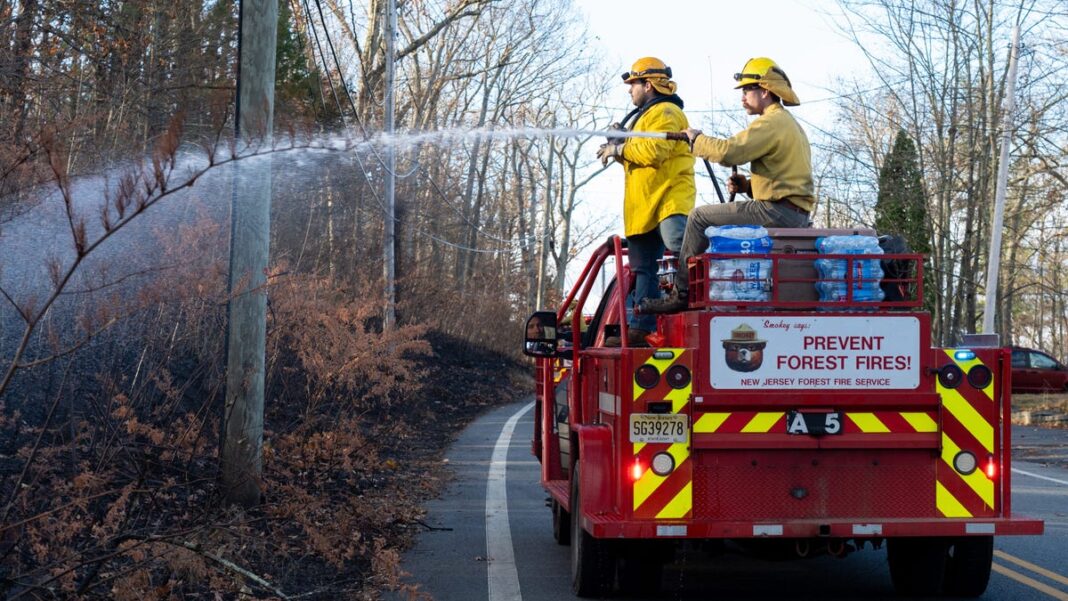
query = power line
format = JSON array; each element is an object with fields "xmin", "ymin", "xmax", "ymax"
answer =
[
  {"xmin": 301, "ymin": 3, "xmax": 537, "ymax": 254},
  {"xmin": 300, "ymin": 0, "xmax": 344, "ymax": 118}
]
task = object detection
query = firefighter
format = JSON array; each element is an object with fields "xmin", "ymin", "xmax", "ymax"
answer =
[
  {"xmin": 597, "ymin": 57, "xmax": 696, "ymax": 346},
  {"xmin": 639, "ymin": 57, "xmax": 815, "ymax": 315}
]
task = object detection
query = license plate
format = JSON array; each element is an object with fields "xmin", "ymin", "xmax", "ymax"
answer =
[
  {"xmin": 630, "ymin": 413, "xmax": 688, "ymax": 444},
  {"xmin": 786, "ymin": 411, "xmax": 842, "ymax": 435}
]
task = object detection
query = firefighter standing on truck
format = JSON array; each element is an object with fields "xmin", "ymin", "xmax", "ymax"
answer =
[
  {"xmin": 641, "ymin": 57, "xmax": 815, "ymax": 315},
  {"xmin": 597, "ymin": 57, "xmax": 696, "ymax": 346}
]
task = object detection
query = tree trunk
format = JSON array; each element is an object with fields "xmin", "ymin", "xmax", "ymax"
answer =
[{"xmin": 10, "ymin": 0, "xmax": 38, "ymax": 141}]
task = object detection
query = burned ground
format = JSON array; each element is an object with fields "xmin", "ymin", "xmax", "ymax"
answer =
[{"xmin": 0, "ymin": 319, "xmax": 529, "ymax": 599}]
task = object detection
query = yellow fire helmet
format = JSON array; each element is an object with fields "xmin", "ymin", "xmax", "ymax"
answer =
[
  {"xmin": 733, "ymin": 57, "xmax": 800, "ymax": 106},
  {"xmin": 622, "ymin": 57, "xmax": 677, "ymax": 95}
]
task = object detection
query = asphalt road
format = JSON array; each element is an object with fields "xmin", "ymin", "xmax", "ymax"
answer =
[{"xmin": 395, "ymin": 400, "xmax": 1068, "ymax": 601}]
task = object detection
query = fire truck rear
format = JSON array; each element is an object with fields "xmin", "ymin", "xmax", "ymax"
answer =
[{"xmin": 523, "ymin": 229, "xmax": 1044, "ymax": 597}]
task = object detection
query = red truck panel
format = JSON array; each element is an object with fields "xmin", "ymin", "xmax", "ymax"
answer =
[{"xmin": 536, "ymin": 237, "xmax": 1042, "ymax": 544}]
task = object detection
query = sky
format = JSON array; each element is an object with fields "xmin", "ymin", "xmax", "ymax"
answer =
[
  {"xmin": 573, "ymin": 0, "xmax": 870, "ymax": 121},
  {"xmin": 569, "ymin": 0, "xmax": 873, "ymax": 227}
]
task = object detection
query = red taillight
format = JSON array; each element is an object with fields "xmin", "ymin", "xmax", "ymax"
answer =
[
  {"xmin": 967, "ymin": 364, "xmax": 993, "ymax": 389},
  {"xmin": 985, "ymin": 456, "xmax": 997, "ymax": 479},
  {"xmin": 631, "ymin": 459, "xmax": 644, "ymax": 481},
  {"xmin": 635, "ymin": 364, "xmax": 660, "ymax": 389}
]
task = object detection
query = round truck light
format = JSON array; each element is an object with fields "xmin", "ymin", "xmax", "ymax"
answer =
[
  {"xmin": 967, "ymin": 364, "xmax": 993, "ymax": 389},
  {"xmin": 651, "ymin": 452, "xmax": 675, "ymax": 477},
  {"xmin": 635, "ymin": 364, "xmax": 661, "ymax": 389},
  {"xmin": 938, "ymin": 364, "xmax": 963, "ymax": 389},
  {"xmin": 665, "ymin": 365, "xmax": 691, "ymax": 389},
  {"xmin": 953, "ymin": 451, "xmax": 977, "ymax": 475}
]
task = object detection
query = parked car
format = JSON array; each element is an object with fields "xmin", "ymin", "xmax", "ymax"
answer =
[{"xmin": 1011, "ymin": 347, "xmax": 1068, "ymax": 393}]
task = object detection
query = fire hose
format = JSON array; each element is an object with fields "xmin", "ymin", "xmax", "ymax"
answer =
[{"xmin": 662, "ymin": 132, "xmax": 728, "ymax": 203}]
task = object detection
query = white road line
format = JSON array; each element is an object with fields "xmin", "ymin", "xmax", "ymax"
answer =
[
  {"xmin": 1012, "ymin": 467, "xmax": 1068, "ymax": 486},
  {"xmin": 486, "ymin": 402, "xmax": 533, "ymax": 601}
]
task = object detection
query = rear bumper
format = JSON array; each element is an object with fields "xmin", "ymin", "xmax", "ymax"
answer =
[{"xmin": 584, "ymin": 515, "xmax": 1045, "ymax": 539}]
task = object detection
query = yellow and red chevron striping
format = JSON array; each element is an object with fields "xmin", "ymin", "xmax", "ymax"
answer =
[
  {"xmin": 633, "ymin": 450, "xmax": 692, "ymax": 519},
  {"xmin": 694, "ymin": 411, "xmax": 937, "ymax": 434},
  {"xmin": 631, "ymin": 349, "xmax": 693, "ymax": 520},
  {"xmin": 935, "ymin": 349, "xmax": 999, "ymax": 517}
]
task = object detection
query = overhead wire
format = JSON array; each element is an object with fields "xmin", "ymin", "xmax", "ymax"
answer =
[
  {"xmin": 297, "ymin": 1, "xmax": 538, "ymax": 256},
  {"xmin": 300, "ymin": 0, "xmax": 344, "ymax": 119},
  {"xmin": 309, "ymin": 0, "xmax": 415, "ymax": 179}
]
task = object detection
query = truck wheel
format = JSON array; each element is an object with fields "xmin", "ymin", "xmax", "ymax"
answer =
[
  {"xmin": 552, "ymin": 499, "xmax": 571, "ymax": 546},
  {"xmin": 887, "ymin": 537, "xmax": 948, "ymax": 596},
  {"xmin": 943, "ymin": 536, "xmax": 993, "ymax": 597},
  {"xmin": 570, "ymin": 465, "xmax": 613, "ymax": 597}
]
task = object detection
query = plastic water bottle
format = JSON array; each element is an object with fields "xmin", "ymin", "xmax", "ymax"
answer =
[
  {"xmin": 656, "ymin": 251, "xmax": 678, "ymax": 291},
  {"xmin": 705, "ymin": 225, "xmax": 773, "ymax": 301},
  {"xmin": 706, "ymin": 225, "xmax": 773, "ymax": 254},
  {"xmin": 815, "ymin": 235, "xmax": 885, "ymax": 303},
  {"xmin": 706, "ymin": 225, "xmax": 770, "ymax": 239},
  {"xmin": 709, "ymin": 258, "xmax": 773, "ymax": 301}
]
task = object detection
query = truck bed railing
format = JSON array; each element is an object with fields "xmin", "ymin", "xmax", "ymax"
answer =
[{"xmin": 688, "ymin": 252, "xmax": 925, "ymax": 310}]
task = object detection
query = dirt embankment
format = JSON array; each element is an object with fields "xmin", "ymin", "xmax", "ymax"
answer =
[
  {"xmin": 1012, "ymin": 392, "xmax": 1068, "ymax": 429},
  {"xmin": 1010, "ymin": 392, "xmax": 1068, "ymax": 471}
]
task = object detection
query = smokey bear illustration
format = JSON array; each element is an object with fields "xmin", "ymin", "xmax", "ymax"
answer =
[{"xmin": 721, "ymin": 324, "xmax": 767, "ymax": 372}]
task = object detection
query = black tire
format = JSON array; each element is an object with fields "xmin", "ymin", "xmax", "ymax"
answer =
[
  {"xmin": 616, "ymin": 544, "xmax": 662, "ymax": 596},
  {"xmin": 944, "ymin": 536, "xmax": 993, "ymax": 597},
  {"xmin": 552, "ymin": 499, "xmax": 571, "ymax": 546},
  {"xmin": 571, "ymin": 465, "xmax": 614, "ymax": 597},
  {"xmin": 887, "ymin": 537, "xmax": 948, "ymax": 596}
]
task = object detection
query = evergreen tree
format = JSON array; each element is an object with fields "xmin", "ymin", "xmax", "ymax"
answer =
[
  {"xmin": 876, "ymin": 129, "xmax": 935, "ymax": 312},
  {"xmin": 275, "ymin": 0, "xmax": 332, "ymax": 120}
]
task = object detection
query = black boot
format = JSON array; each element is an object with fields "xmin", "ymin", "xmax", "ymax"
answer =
[{"xmin": 638, "ymin": 289, "xmax": 688, "ymax": 315}]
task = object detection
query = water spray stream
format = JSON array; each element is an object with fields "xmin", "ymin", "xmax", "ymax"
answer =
[
  {"xmin": 262, "ymin": 126, "xmax": 690, "ymax": 162},
  {"xmin": 365, "ymin": 126, "xmax": 688, "ymax": 151}
]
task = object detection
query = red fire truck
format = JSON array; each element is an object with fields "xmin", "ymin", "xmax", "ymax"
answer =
[{"xmin": 523, "ymin": 230, "xmax": 1043, "ymax": 597}]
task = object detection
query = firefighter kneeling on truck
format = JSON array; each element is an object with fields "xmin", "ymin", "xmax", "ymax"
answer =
[{"xmin": 640, "ymin": 57, "xmax": 816, "ymax": 315}]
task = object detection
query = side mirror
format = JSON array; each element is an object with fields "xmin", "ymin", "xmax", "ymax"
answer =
[{"xmin": 523, "ymin": 311, "xmax": 558, "ymax": 358}]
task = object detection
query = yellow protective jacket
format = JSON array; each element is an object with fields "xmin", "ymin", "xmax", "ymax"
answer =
[
  {"xmin": 620, "ymin": 101, "xmax": 696, "ymax": 237},
  {"xmin": 692, "ymin": 103, "xmax": 815, "ymax": 212}
]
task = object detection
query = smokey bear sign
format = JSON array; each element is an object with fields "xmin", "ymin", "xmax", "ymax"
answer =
[{"xmin": 709, "ymin": 316, "xmax": 921, "ymax": 390}]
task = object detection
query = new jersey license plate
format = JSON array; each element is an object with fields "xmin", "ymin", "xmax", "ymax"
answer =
[{"xmin": 630, "ymin": 413, "xmax": 688, "ymax": 444}]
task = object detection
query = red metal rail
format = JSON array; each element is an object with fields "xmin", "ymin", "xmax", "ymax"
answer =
[{"xmin": 688, "ymin": 252, "xmax": 925, "ymax": 310}]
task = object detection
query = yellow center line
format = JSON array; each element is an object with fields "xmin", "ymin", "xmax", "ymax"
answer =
[
  {"xmin": 995, "ymin": 550, "xmax": 1068, "ymax": 587},
  {"xmin": 992, "ymin": 562, "xmax": 1068, "ymax": 601}
]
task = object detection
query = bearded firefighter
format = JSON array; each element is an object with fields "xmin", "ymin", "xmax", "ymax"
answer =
[{"xmin": 640, "ymin": 57, "xmax": 815, "ymax": 315}]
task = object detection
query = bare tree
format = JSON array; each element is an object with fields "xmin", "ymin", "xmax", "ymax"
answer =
[{"xmin": 826, "ymin": 0, "xmax": 1068, "ymax": 346}]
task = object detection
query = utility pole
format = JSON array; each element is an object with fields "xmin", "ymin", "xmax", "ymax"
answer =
[
  {"xmin": 222, "ymin": 0, "xmax": 277, "ymax": 507},
  {"xmin": 535, "ymin": 121, "xmax": 555, "ymax": 309},
  {"xmin": 982, "ymin": 25, "xmax": 1020, "ymax": 337},
  {"xmin": 383, "ymin": 0, "xmax": 397, "ymax": 328}
]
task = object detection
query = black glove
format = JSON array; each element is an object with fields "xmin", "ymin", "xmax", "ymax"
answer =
[
  {"xmin": 727, "ymin": 173, "xmax": 751, "ymax": 196},
  {"xmin": 606, "ymin": 122, "xmax": 626, "ymax": 145}
]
